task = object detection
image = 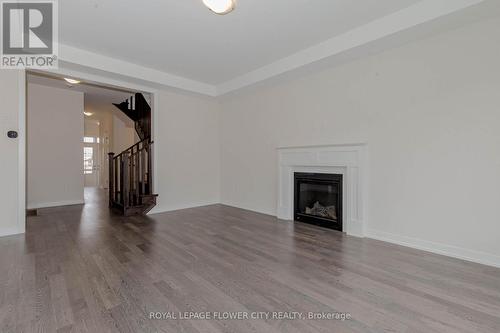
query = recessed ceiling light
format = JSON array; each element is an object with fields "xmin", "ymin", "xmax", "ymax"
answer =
[
  {"xmin": 202, "ymin": 0, "xmax": 235, "ymax": 15},
  {"xmin": 83, "ymin": 112, "xmax": 93, "ymax": 117},
  {"xmin": 64, "ymin": 78, "xmax": 81, "ymax": 84}
]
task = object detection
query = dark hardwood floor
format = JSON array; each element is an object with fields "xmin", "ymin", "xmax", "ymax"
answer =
[{"xmin": 1, "ymin": 188, "xmax": 500, "ymax": 333}]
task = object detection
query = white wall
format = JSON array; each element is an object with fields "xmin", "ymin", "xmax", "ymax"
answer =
[
  {"xmin": 0, "ymin": 70, "xmax": 23, "ymax": 236},
  {"xmin": 219, "ymin": 17, "xmax": 500, "ymax": 266},
  {"xmin": 112, "ymin": 113, "xmax": 136, "ymax": 154},
  {"xmin": 27, "ymin": 83, "xmax": 84, "ymax": 209},
  {"xmin": 152, "ymin": 90, "xmax": 221, "ymax": 212}
]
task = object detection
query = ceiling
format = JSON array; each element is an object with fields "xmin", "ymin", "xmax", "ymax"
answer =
[
  {"xmin": 27, "ymin": 74, "xmax": 135, "ymax": 112},
  {"xmin": 53, "ymin": 0, "xmax": 493, "ymax": 95},
  {"xmin": 60, "ymin": 0, "xmax": 420, "ymax": 85}
]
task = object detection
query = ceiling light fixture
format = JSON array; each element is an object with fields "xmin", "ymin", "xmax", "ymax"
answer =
[
  {"xmin": 202, "ymin": 0, "xmax": 235, "ymax": 15},
  {"xmin": 83, "ymin": 112, "xmax": 93, "ymax": 117},
  {"xmin": 64, "ymin": 78, "xmax": 81, "ymax": 84}
]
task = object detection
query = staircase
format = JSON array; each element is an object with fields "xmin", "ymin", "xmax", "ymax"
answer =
[{"xmin": 109, "ymin": 93, "xmax": 158, "ymax": 216}]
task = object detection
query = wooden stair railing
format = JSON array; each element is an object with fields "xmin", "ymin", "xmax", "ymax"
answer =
[
  {"xmin": 110, "ymin": 92, "xmax": 156, "ymax": 216},
  {"xmin": 113, "ymin": 93, "xmax": 151, "ymax": 140},
  {"xmin": 108, "ymin": 138, "xmax": 157, "ymax": 216}
]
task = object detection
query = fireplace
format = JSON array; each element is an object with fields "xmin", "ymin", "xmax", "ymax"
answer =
[{"xmin": 294, "ymin": 172, "xmax": 343, "ymax": 231}]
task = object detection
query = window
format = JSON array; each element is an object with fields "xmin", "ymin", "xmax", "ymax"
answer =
[
  {"xmin": 84, "ymin": 147, "xmax": 94, "ymax": 174},
  {"xmin": 83, "ymin": 136, "xmax": 95, "ymax": 143}
]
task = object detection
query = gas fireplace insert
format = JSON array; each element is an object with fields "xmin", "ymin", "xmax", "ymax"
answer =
[{"xmin": 294, "ymin": 172, "xmax": 343, "ymax": 231}]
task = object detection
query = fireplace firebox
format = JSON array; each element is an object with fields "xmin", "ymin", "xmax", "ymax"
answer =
[{"xmin": 294, "ymin": 172, "xmax": 343, "ymax": 231}]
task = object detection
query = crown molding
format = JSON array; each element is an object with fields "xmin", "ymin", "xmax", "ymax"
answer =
[
  {"xmin": 216, "ymin": 0, "xmax": 484, "ymax": 95},
  {"xmin": 58, "ymin": 44, "xmax": 217, "ymax": 96},
  {"xmin": 57, "ymin": 0, "xmax": 483, "ymax": 97}
]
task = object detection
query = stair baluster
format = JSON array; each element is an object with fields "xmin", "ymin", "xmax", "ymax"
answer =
[{"xmin": 108, "ymin": 138, "xmax": 157, "ymax": 216}]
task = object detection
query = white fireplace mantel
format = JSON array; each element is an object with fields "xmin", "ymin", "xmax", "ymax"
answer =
[{"xmin": 277, "ymin": 144, "xmax": 367, "ymax": 237}]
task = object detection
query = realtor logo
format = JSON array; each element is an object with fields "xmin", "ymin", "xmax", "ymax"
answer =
[{"xmin": 1, "ymin": 0, "xmax": 58, "ymax": 68}]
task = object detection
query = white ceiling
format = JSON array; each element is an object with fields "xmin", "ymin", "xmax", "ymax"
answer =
[
  {"xmin": 60, "ymin": 0, "xmax": 420, "ymax": 85},
  {"xmin": 53, "ymin": 0, "xmax": 491, "ymax": 95},
  {"xmin": 27, "ymin": 74, "xmax": 135, "ymax": 111}
]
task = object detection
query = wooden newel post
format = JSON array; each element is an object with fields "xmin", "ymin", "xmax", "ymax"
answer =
[
  {"xmin": 108, "ymin": 152, "xmax": 115, "ymax": 207},
  {"xmin": 122, "ymin": 152, "xmax": 130, "ymax": 209}
]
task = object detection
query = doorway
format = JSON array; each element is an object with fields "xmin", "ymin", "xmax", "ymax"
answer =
[
  {"xmin": 83, "ymin": 121, "xmax": 100, "ymax": 187},
  {"xmin": 25, "ymin": 71, "xmax": 155, "ymax": 210}
]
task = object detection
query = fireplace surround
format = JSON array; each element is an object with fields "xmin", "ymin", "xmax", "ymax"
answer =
[{"xmin": 277, "ymin": 144, "xmax": 366, "ymax": 237}]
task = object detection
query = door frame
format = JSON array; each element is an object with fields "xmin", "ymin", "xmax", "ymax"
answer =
[
  {"xmin": 18, "ymin": 71, "xmax": 26, "ymax": 234},
  {"xmin": 21, "ymin": 68, "xmax": 159, "ymax": 232},
  {"xmin": 83, "ymin": 141, "xmax": 99, "ymax": 187},
  {"xmin": 83, "ymin": 118, "xmax": 104, "ymax": 188}
]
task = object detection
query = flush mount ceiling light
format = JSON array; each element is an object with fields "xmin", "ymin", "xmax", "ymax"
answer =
[
  {"xmin": 83, "ymin": 112, "xmax": 93, "ymax": 117},
  {"xmin": 202, "ymin": 0, "xmax": 235, "ymax": 15},
  {"xmin": 64, "ymin": 78, "xmax": 81, "ymax": 84}
]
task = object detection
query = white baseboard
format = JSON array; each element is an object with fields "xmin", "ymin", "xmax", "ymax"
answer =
[
  {"xmin": 219, "ymin": 201, "xmax": 276, "ymax": 217},
  {"xmin": 219, "ymin": 203, "xmax": 500, "ymax": 269},
  {"xmin": 0, "ymin": 227, "xmax": 24, "ymax": 238},
  {"xmin": 366, "ymin": 228, "xmax": 500, "ymax": 268},
  {"xmin": 148, "ymin": 201, "xmax": 220, "ymax": 215},
  {"xmin": 121, "ymin": 198, "xmax": 500, "ymax": 269},
  {"xmin": 27, "ymin": 199, "xmax": 85, "ymax": 210}
]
